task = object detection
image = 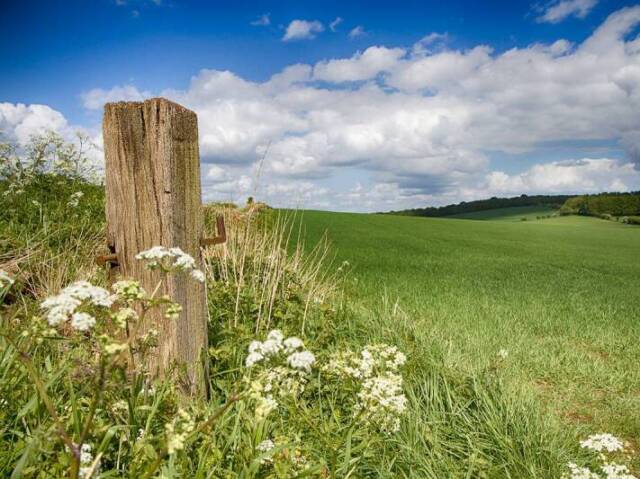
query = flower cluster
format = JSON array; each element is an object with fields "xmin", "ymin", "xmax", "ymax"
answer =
[
  {"xmin": 40, "ymin": 281, "xmax": 113, "ymax": 328},
  {"xmin": 254, "ymin": 437, "xmax": 309, "ymax": 472},
  {"xmin": 324, "ymin": 343, "xmax": 407, "ymax": 433},
  {"xmin": 580, "ymin": 434, "xmax": 625, "ymax": 453},
  {"xmin": 112, "ymin": 280, "xmax": 146, "ymax": 303},
  {"xmin": 244, "ymin": 330, "xmax": 315, "ymax": 421},
  {"xmin": 165, "ymin": 409, "xmax": 195, "ymax": 455},
  {"xmin": 78, "ymin": 443, "xmax": 100, "ymax": 479},
  {"xmin": 135, "ymin": 246, "xmax": 205, "ymax": 283},
  {"xmin": 564, "ymin": 434, "xmax": 636, "ymax": 479}
]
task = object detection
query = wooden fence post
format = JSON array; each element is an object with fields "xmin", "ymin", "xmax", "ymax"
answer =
[{"xmin": 102, "ymin": 97, "xmax": 207, "ymax": 396}]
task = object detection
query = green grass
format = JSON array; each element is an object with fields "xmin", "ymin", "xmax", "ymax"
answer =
[
  {"xmin": 447, "ymin": 205, "xmax": 556, "ymax": 221},
  {"xmin": 296, "ymin": 211, "xmax": 640, "ymax": 449}
]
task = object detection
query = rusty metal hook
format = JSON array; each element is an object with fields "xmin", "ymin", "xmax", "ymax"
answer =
[{"xmin": 200, "ymin": 215, "xmax": 226, "ymax": 247}]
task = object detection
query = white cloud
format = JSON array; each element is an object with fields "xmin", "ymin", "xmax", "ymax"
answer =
[
  {"xmin": 483, "ymin": 158, "xmax": 639, "ymax": 196},
  {"xmin": 250, "ymin": 13, "xmax": 270, "ymax": 26},
  {"xmin": 282, "ymin": 20, "xmax": 324, "ymax": 41},
  {"xmin": 81, "ymin": 85, "xmax": 151, "ymax": 110},
  {"xmin": 348, "ymin": 26, "xmax": 367, "ymax": 38},
  {"xmin": 329, "ymin": 17, "xmax": 343, "ymax": 32},
  {"xmin": 0, "ymin": 103, "xmax": 69, "ymax": 145},
  {"xmin": 313, "ymin": 46, "xmax": 406, "ymax": 83},
  {"xmin": 63, "ymin": 5, "xmax": 640, "ymax": 210},
  {"xmin": 536, "ymin": 0, "xmax": 598, "ymax": 24}
]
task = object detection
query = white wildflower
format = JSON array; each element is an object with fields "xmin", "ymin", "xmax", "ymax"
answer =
[
  {"xmin": 246, "ymin": 352, "xmax": 264, "ymax": 368},
  {"xmin": 601, "ymin": 463, "xmax": 637, "ymax": 479},
  {"xmin": 260, "ymin": 338, "xmax": 283, "ymax": 356},
  {"xmin": 63, "ymin": 281, "xmax": 113, "ymax": 307},
  {"xmin": 257, "ymin": 439, "xmax": 275, "ymax": 452},
  {"xmin": 190, "ymin": 269, "xmax": 205, "ymax": 283},
  {"xmin": 565, "ymin": 463, "xmax": 600, "ymax": 479},
  {"xmin": 41, "ymin": 281, "xmax": 112, "ymax": 327},
  {"xmin": 283, "ymin": 336, "xmax": 304, "ymax": 353},
  {"xmin": 70, "ymin": 312, "xmax": 96, "ymax": 332},
  {"xmin": 41, "ymin": 293, "xmax": 81, "ymax": 326},
  {"xmin": 113, "ymin": 307, "xmax": 138, "ymax": 328},
  {"xmin": 580, "ymin": 434, "xmax": 625, "ymax": 453},
  {"xmin": 267, "ymin": 329, "xmax": 284, "ymax": 344},
  {"xmin": 497, "ymin": 349, "xmax": 509, "ymax": 360},
  {"xmin": 136, "ymin": 246, "xmax": 204, "ymax": 282},
  {"xmin": 286, "ymin": 350, "xmax": 316, "ymax": 372},
  {"xmin": 248, "ymin": 341, "xmax": 262, "ymax": 354}
]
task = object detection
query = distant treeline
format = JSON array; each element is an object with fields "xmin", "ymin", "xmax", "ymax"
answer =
[
  {"xmin": 559, "ymin": 191, "xmax": 640, "ymax": 222},
  {"xmin": 385, "ymin": 194, "xmax": 571, "ymax": 217}
]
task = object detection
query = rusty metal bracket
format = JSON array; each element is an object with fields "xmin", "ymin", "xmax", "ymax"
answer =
[
  {"xmin": 200, "ymin": 215, "xmax": 227, "ymax": 247},
  {"xmin": 96, "ymin": 253, "xmax": 119, "ymax": 267}
]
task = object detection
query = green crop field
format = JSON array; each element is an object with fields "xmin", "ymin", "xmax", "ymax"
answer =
[
  {"xmin": 448, "ymin": 205, "xmax": 557, "ymax": 221},
  {"xmin": 297, "ymin": 210, "xmax": 640, "ymax": 447}
]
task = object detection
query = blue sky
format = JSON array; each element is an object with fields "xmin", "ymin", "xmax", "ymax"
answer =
[{"xmin": 1, "ymin": 0, "xmax": 639, "ymax": 211}]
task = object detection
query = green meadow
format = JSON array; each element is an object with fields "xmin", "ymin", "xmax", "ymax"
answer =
[{"xmin": 297, "ymin": 210, "xmax": 640, "ymax": 448}]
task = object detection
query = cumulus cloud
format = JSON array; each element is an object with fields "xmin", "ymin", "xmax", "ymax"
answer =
[
  {"xmin": 282, "ymin": 20, "xmax": 324, "ymax": 41},
  {"xmin": 250, "ymin": 13, "xmax": 270, "ymax": 26},
  {"xmin": 483, "ymin": 158, "xmax": 639, "ymax": 196},
  {"xmin": 313, "ymin": 46, "xmax": 406, "ymax": 83},
  {"xmin": 67, "ymin": 6, "xmax": 640, "ymax": 210},
  {"xmin": 82, "ymin": 85, "xmax": 151, "ymax": 110},
  {"xmin": 0, "ymin": 103, "xmax": 69, "ymax": 145},
  {"xmin": 536, "ymin": 0, "xmax": 598, "ymax": 24}
]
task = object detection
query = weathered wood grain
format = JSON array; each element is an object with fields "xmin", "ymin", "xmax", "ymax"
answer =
[{"xmin": 103, "ymin": 97, "xmax": 207, "ymax": 396}]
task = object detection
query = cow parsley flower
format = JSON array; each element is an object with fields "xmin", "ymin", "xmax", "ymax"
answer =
[
  {"xmin": 136, "ymin": 246, "xmax": 205, "ymax": 282},
  {"xmin": 41, "ymin": 281, "xmax": 112, "ymax": 327},
  {"xmin": 70, "ymin": 312, "xmax": 96, "ymax": 332},
  {"xmin": 580, "ymin": 434, "xmax": 625, "ymax": 453},
  {"xmin": 246, "ymin": 351, "xmax": 264, "ymax": 367},
  {"xmin": 284, "ymin": 336, "xmax": 304, "ymax": 353},
  {"xmin": 286, "ymin": 350, "xmax": 315, "ymax": 372},
  {"xmin": 63, "ymin": 281, "xmax": 113, "ymax": 307},
  {"xmin": 565, "ymin": 463, "xmax": 600, "ymax": 479},
  {"xmin": 324, "ymin": 343, "xmax": 408, "ymax": 434},
  {"xmin": 257, "ymin": 439, "xmax": 275, "ymax": 452},
  {"xmin": 600, "ymin": 463, "xmax": 637, "ymax": 479},
  {"xmin": 113, "ymin": 307, "xmax": 138, "ymax": 328},
  {"xmin": 190, "ymin": 269, "xmax": 205, "ymax": 283}
]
